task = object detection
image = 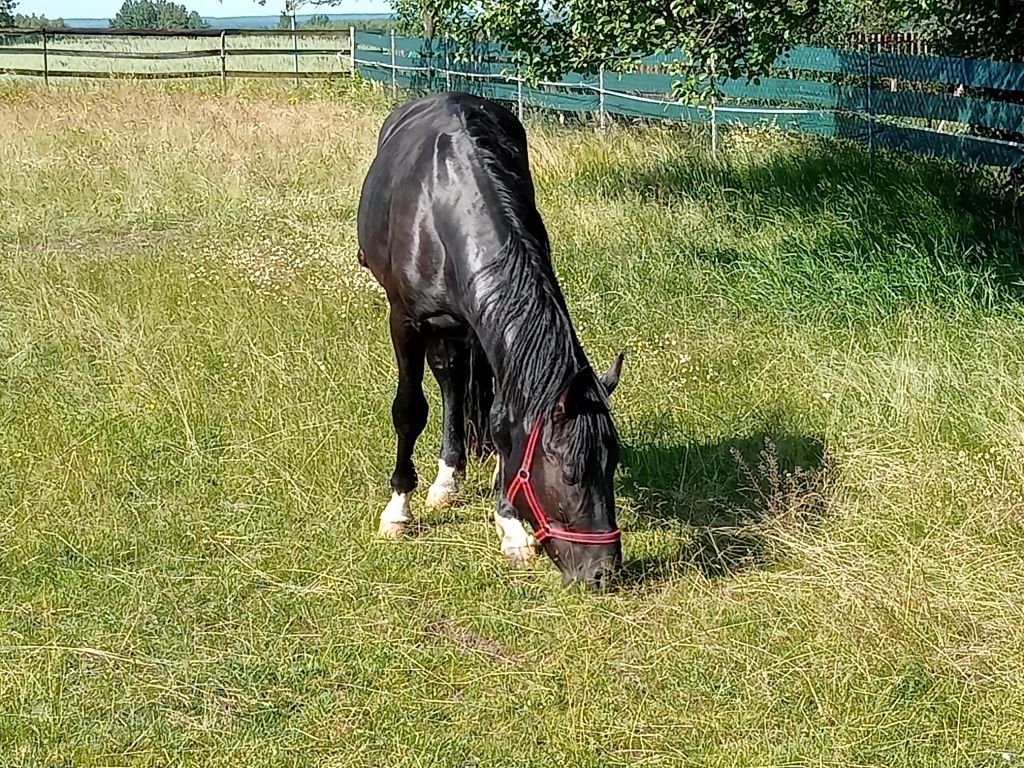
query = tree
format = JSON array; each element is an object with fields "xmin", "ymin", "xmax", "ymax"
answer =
[
  {"xmin": 385, "ymin": 0, "xmax": 818, "ymax": 98},
  {"xmin": 804, "ymin": 0, "xmax": 1023, "ymax": 60},
  {"xmin": 111, "ymin": 0, "xmax": 208, "ymax": 30},
  {"xmin": 803, "ymin": 0, "xmax": 914, "ymax": 43},
  {"xmin": 0, "ymin": 0, "xmax": 16, "ymax": 27},
  {"xmin": 287, "ymin": 0, "xmax": 1022, "ymax": 98},
  {"xmin": 917, "ymin": 0, "xmax": 1023, "ymax": 60}
]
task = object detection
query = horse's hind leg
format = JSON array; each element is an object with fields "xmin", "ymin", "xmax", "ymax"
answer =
[
  {"xmin": 424, "ymin": 337, "xmax": 467, "ymax": 509},
  {"xmin": 379, "ymin": 309, "xmax": 428, "ymax": 538}
]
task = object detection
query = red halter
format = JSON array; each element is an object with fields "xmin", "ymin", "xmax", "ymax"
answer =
[{"xmin": 505, "ymin": 417, "xmax": 622, "ymax": 546}]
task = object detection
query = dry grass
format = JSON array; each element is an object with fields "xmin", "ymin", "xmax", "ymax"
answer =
[{"xmin": 2, "ymin": 79, "xmax": 1024, "ymax": 767}]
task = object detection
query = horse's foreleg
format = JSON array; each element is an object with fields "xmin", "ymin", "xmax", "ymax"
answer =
[
  {"xmin": 487, "ymin": 394, "xmax": 536, "ymax": 564},
  {"xmin": 379, "ymin": 310, "xmax": 428, "ymax": 538},
  {"xmin": 424, "ymin": 338, "xmax": 466, "ymax": 509}
]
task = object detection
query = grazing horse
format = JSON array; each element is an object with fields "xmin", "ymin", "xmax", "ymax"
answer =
[{"xmin": 356, "ymin": 91, "xmax": 625, "ymax": 589}]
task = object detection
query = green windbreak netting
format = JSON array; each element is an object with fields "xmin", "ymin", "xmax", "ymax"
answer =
[{"xmin": 348, "ymin": 32, "xmax": 1024, "ymax": 168}]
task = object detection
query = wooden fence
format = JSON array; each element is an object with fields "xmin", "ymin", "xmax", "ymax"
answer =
[
  {"xmin": 0, "ymin": 27, "xmax": 353, "ymax": 88},
  {"xmin": 836, "ymin": 32, "xmax": 929, "ymax": 55},
  {"xmin": 1, "ymin": 26, "xmax": 1022, "ymax": 169}
]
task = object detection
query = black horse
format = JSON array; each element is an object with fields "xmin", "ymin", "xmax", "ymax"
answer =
[{"xmin": 356, "ymin": 92, "xmax": 625, "ymax": 589}]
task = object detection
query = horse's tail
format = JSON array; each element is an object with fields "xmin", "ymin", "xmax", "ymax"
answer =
[{"xmin": 464, "ymin": 333, "xmax": 495, "ymax": 459}]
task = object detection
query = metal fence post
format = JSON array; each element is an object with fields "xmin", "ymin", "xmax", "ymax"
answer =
[
  {"xmin": 598, "ymin": 67, "xmax": 606, "ymax": 129},
  {"xmin": 390, "ymin": 28, "xmax": 397, "ymax": 99},
  {"xmin": 710, "ymin": 59, "xmax": 718, "ymax": 156},
  {"xmin": 444, "ymin": 40, "xmax": 451, "ymax": 91},
  {"xmin": 711, "ymin": 103, "xmax": 718, "ymax": 155},
  {"xmin": 290, "ymin": 8, "xmax": 299, "ymax": 88},
  {"xmin": 350, "ymin": 26, "xmax": 356, "ymax": 73},
  {"xmin": 219, "ymin": 30, "xmax": 227, "ymax": 93},
  {"xmin": 866, "ymin": 42, "xmax": 875, "ymax": 168},
  {"xmin": 517, "ymin": 69, "xmax": 523, "ymax": 121},
  {"xmin": 42, "ymin": 28, "xmax": 49, "ymax": 87}
]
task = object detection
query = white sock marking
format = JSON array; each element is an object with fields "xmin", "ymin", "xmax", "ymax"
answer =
[
  {"xmin": 381, "ymin": 492, "xmax": 413, "ymax": 524},
  {"xmin": 495, "ymin": 510, "xmax": 537, "ymax": 564},
  {"xmin": 425, "ymin": 459, "xmax": 459, "ymax": 508}
]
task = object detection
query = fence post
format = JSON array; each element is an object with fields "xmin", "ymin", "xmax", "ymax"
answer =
[
  {"xmin": 598, "ymin": 67, "xmax": 606, "ymax": 129},
  {"xmin": 42, "ymin": 28, "xmax": 49, "ymax": 88},
  {"xmin": 444, "ymin": 40, "xmax": 451, "ymax": 91},
  {"xmin": 390, "ymin": 28, "xmax": 397, "ymax": 100},
  {"xmin": 866, "ymin": 41, "xmax": 875, "ymax": 168},
  {"xmin": 350, "ymin": 26, "xmax": 356, "ymax": 74},
  {"xmin": 709, "ymin": 59, "xmax": 718, "ymax": 156},
  {"xmin": 219, "ymin": 30, "xmax": 227, "ymax": 94},
  {"xmin": 290, "ymin": 8, "xmax": 299, "ymax": 88},
  {"xmin": 517, "ymin": 65, "xmax": 523, "ymax": 121},
  {"xmin": 710, "ymin": 103, "xmax": 718, "ymax": 155}
]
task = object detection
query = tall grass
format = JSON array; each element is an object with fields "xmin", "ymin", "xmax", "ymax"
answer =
[{"xmin": 2, "ymin": 79, "xmax": 1024, "ymax": 767}]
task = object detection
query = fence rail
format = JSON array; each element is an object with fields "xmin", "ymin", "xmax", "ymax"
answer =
[{"xmin": 1, "ymin": 26, "xmax": 1021, "ymax": 169}]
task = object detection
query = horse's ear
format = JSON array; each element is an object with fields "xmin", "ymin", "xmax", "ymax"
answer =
[
  {"xmin": 600, "ymin": 352, "xmax": 625, "ymax": 396},
  {"xmin": 554, "ymin": 367, "xmax": 592, "ymax": 421}
]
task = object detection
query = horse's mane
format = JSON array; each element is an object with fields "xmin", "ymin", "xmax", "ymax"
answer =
[{"xmin": 460, "ymin": 105, "xmax": 617, "ymax": 472}]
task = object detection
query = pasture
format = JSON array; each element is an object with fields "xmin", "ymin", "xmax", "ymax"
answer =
[{"xmin": 2, "ymin": 77, "xmax": 1024, "ymax": 766}]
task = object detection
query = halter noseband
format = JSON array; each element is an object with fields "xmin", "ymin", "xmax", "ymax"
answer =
[{"xmin": 505, "ymin": 416, "xmax": 622, "ymax": 546}]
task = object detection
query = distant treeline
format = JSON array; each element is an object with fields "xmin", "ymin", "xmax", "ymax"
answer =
[
  {"xmin": 8, "ymin": 13, "xmax": 68, "ymax": 28},
  {"xmin": 276, "ymin": 14, "xmax": 399, "ymax": 33}
]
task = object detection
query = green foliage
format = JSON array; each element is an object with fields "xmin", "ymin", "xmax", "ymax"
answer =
[
  {"xmin": 11, "ymin": 13, "xmax": 67, "ymax": 28},
  {"xmin": 387, "ymin": 0, "xmax": 818, "ymax": 99},
  {"xmin": 801, "ymin": 0, "xmax": 916, "ymax": 43},
  {"xmin": 277, "ymin": 10, "xmax": 398, "ymax": 33},
  {"xmin": 801, "ymin": 0, "xmax": 1023, "ymax": 60},
  {"xmin": 111, "ymin": 0, "xmax": 208, "ymax": 30},
  {"xmin": 381, "ymin": 0, "xmax": 1023, "ymax": 96},
  {"xmin": 0, "ymin": 0, "xmax": 15, "ymax": 27},
  {"xmin": 920, "ymin": 0, "xmax": 1024, "ymax": 61}
]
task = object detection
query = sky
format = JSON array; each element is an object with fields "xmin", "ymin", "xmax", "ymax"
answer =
[{"xmin": 18, "ymin": 0, "xmax": 392, "ymax": 18}]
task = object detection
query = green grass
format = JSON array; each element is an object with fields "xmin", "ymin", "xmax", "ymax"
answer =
[{"xmin": 2, "ymin": 79, "xmax": 1024, "ymax": 767}]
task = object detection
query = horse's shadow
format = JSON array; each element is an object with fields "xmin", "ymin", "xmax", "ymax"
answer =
[{"xmin": 617, "ymin": 428, "xmax": 832, "ymax": 586}]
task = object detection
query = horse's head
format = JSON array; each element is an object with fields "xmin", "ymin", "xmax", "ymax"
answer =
[{"xmin": 504, "ymin": 353, "xmax": 625, "ymax": 590}]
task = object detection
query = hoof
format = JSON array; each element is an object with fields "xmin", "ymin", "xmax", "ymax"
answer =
[
  {"xmin": 424, "ymin": 484, "xmax": 456, "ymax": 509},
  {"xmin": 379, "ymin": 492, "xmax": 412, "ymax": 539},
  {"xmin": 425, "ymin": 460, "xmax": 460, "ymax": 509},
  {"xmin": 378, "ymin": 520, "xmax": 410, "ymax": 539},
  {"xmin": 501, "ymin": 542, "xmax": 537, "ymax": 566}
]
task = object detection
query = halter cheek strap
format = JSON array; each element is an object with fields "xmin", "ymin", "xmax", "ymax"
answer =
[{"xmin": 504, "ymin": 417, "xmax": 622, "ymax": 546}]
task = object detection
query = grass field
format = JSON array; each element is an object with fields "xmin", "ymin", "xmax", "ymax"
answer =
[{"xmin": 3, "ymin": 77, "xmax": 1024, "ymax": 766}]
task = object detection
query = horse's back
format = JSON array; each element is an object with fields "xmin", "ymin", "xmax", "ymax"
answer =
[{"xmin": 356, "ymin": 92, "xmax": 532, "ymax": 318}]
